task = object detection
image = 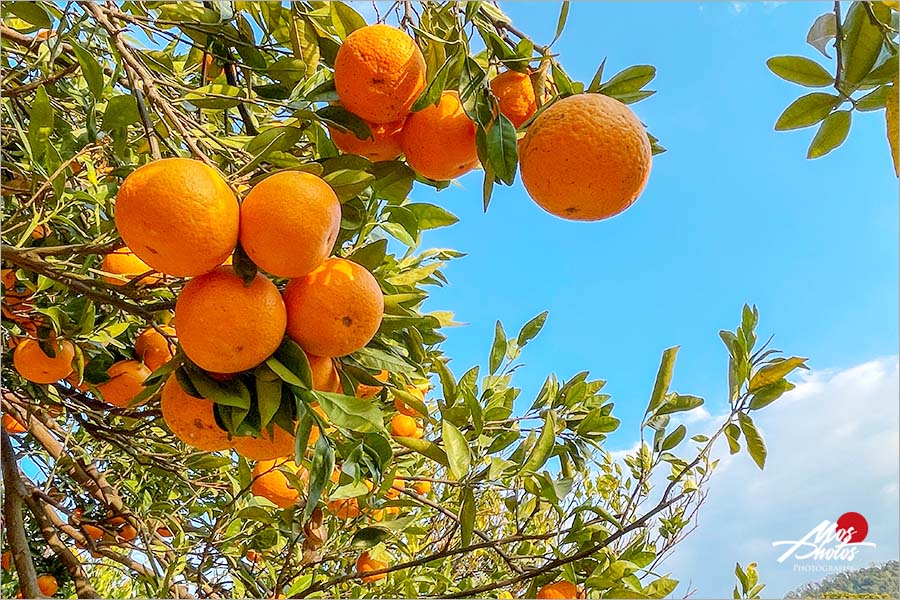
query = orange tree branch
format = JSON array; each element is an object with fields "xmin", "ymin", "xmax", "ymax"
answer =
[{"xmin": 1, "ymin": 429, "xmax": 44, "ymax": 598}]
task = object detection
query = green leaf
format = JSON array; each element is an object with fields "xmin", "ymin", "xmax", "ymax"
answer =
[
  {"xmin": 725, "ymin": 423, "xmax": 741, "ymax": 455},
  {"xmin": 316, "ymin": 391, "xmax": 384, "ymax": 433},
  {"xmin": 273, "ymin": 338, "xmax": 314, "ymax": 389},
  {"xmin": 645, "ymin": 577, "xmax": 679, "ymax": 599},
  {"xmin": 766, "ymin": 56, "xmax": 833, "ymax": 87},
  {"xmin": 246, "ymin": 126, "xmax": 304, "ymax": 156},
  {"xmin": 6, "ymin": 2, "xmax": 50, "ymax": 28},
  {"xmin": 303, "ymin": 436, "xmax": 335, "ymax": 522},
  {"xmin": 412, "ymin": 53, "xmax": 461, "ymax": 112},
  {"xmin": 330, "ymin": 1, "xmax": 367, "ymax": 39},
  {"xmin": 841, "ymin": 1, "xmax": 890, "ymax": 88},
  {"xmin": 442, "ymin": 420, "xmax": 471, "ymax": 480},
  {"xmin": 322, "ymin": 168, "xmax": 375, "ymax": 202},
  {"xmin": 774, "ymin": 93, "xmax": 839, "ymax": 130},
  {"xmin": 661, "ymin": 424, "xmax": 686, "ymax": 451},
  {"xmin": 350, "ymin": 527, "xmax": 391, "ymax": 549},
  {"xmin": 598, "ymin": 65, "xmax": 656, "ymax": 95},
  {"xmin": 646, "ymin": 347, "xmax": 679, "ymax": 415},
  {"xmin": 184, "ymin": 84, "xmax": 247, "ymax": 109},
  {"xmin": 749, "ymin": 379, "xmax": 796, "ymax": 410},
  {"xmin": 519, "ymin": 410, "xmax": 556, "ymax": 474},
  {"xmin": 101, "ymin": 95, "xmax": 140, "ymax": 131},
  {"xmin": 551, "ymin": 1, "xmax": 570, "ymax": 45},
  {"xmin": 807, "ymin": 110, "xmax": 851, "ymax": 159},
  {"xmin": 405, "ymin": 203, "xmax": 459, "ymax": 230},
  {"xmin": 317, "ymin": 105, "xmax": 372, "ymax": 141},
  {"xmin": 484, "ymin": 114, "xmax": 518, "ymax": 185},
  {"xmin": 551, "ymin": 62, "xmax": 575, "ymax": 96},
  {"xmin": 255, "ymin": 366, "xmax": 283, "ymax": 430},
  {"xmin": 394, "ymin": 436, "xmax": 450, "ymax": 467},
  {"xmin": 27, "ymin": 86, "xmax": 54, "ymax": 160},
  {"xmin": 459, "ymin": 486, "xmax": 476, "ymax": 547},
  {"xmin": 185, "ymin": 366, "xmax": 251, "ymax": 409},
  {"xmin": 347, "ymin": 239, "xmax": 388, "ymax": 271},
  {"xmin": 856, "ymin": 85, "xmax": 889, "ymax": 111},
  {"xmin": 738, "ymin": 413, "xmax": 767, "ymax": 469},
  {"xmin": 489, "ymin": 321, "xmax": 507, "ymax": 375},
  {"xmin": 749, "ymin": 357, "xmax": 808, "ymax": 391},
  {"xmin": 70, "ymin": 42, "xmax": 104, "ymax": 100},
  {"xmin": 656, "ymin": 393, "xmax": 704, "ymax": 416},
  {"xmin": 807, "ymin": 12, "xmax": 836, "ymax": 58},
  {"xmin": 516, "ymin": 311, "xmax": 548, "ymax": 347},
  {"xmin": 268, "ymin": 57, "xmax": 307, "ymax": 86}
]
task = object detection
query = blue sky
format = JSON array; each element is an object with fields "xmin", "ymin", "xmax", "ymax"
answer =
[{"xmin": 402, "ymin": 1, "xmax": 898, "ymax": 597}]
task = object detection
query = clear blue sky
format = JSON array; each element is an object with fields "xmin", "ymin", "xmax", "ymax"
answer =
[{"xmin": 405, "ymin": 1, "xmax": 898, "ymax": 596}]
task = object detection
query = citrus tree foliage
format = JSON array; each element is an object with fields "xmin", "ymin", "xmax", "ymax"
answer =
[
  {"xmin": 2, "ymin": 2, "xmax": 803, "ymax": 598},
  {"xmin": 767, "ymin": 1, "xmax": 898, "ymax": 165}
]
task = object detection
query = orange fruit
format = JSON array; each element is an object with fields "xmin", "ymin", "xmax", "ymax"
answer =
[
  {"xmin": 13, "ymin": 337, "xmax": 75, "ymax": 384},
  {"xmin": 251, "ymin": 458, "xmax": 308, "ymax": 508},
  {"xmin": 519, "ymin": 93, "xmax": 652, "ymax": 221},
  {"xmin": 239, "ymin": 171, "xmax": 341, "ymax": 278},
  {"xmin": 401, "ymin": 90, "xmax": 479, "ymax": 180},
  {"xmin": 31, "ymin": 223, "xmax": 51, "ymax": 239},
  {"xmin": 96, "ymin": 360, "xmax": 151, "ymax": 408},
  {"xmin": 175, "ymin": 267, "xmax": 286, "ymax": 373},
  {"xmin": 82, "ymin": 523, "xmax": 104, "ymax": 541},
  {"xmin": 232, "ymin": 424, "xmax": 296, "ymax": 461},
  {"xmin": 356, "ymin": 370, "xmax": 389, "ymax": 399},
  {"xmin": 160, "ymin": 377, "xmax": 232, "ymax": 452},
  {"xmin": 1, "ymin": 550, "xmax": 10, "ymax": 570},
  {"xmin": 326, "ymin": 497, "xmax": 361, "ymax": 520},
  {"xmin": 390, "ymin": 414, "xmax": 420, "ymax": 438},
  {"xmin": 203, "ymin": 53, "xmax": 223, "ymax": 79},
  {"xmin": 334, "ymin": 24, "xmax": 426, "ymax": 124},
  {"xmin": 491, "ymin": 70, "xmax": 538, "ymax": 128},
  {"xmin": 100, "ymin": 247, "xmax": 162, "ymax": 286},
  {"xmin": 329, "ymin": 119, "xmax": 405, "ymax": 162},
  {"xmin": 394, "ymin": 384, "xmax": 424, "ymax": 416},
  {"xmin": 117, "ymin": 524, "xmax": 138, "ymax": 543},
  {"xmin": 283, "ymin": 258, "xmax": 383, "ymax": 358},
  {"xmin": 308, "ymin": 354, "xmax": 342, "ymax": 393},
  {"xmin": 356, "ymin": 551, "xmax": 388, "ymax": 584},
  {"xmin": 2, "ymin": 414, "xmax": 26, "ymax": 434},
  {"xmin": 134, "ymin": 326, "xmax": 176, "ymax": 371},
  {"xmin": 37, "ymin": 574, "xmax": 58, "ymax": 596},
  {"xmin": 245, "ymin": 549, "xmax": 262, "ymax": 563},
  {"xmin": 114, "ymin": 158, "xmax": 239, "ymax": 276},
  {"xmin": 537, "ymin": 582, "xmax": 580, "ymax": 599},
  {"xmin": 156, "ymin": 527, "xmax": 173, "ymax": 538},
  {"xmin": 413, "ymin": 480, "xmax": 431, "ymax": 495}
]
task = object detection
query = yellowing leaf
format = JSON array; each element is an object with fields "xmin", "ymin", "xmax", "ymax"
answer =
[{"xmin": 749, "ymin": 357, "xmax": 808, "ymax": 391}]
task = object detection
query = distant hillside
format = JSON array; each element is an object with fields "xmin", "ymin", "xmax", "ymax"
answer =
[{"xmin": 785, "ymin": 561, "xmax": 899, "ymax": 599}]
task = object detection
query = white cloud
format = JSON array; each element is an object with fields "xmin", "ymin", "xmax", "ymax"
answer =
[
  {"xmin": 636, "ymin": 357, "xmax": 899, "ymax": 597},
  {"xmin": 729, "ymin": 2, "xmax": 747, "ymax": 14}
]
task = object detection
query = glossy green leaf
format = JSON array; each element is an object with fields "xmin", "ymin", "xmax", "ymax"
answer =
[
  {"xmin": 303, "ymin": 436, "xmax": 335, "ymax": 522},
  {"xmin": 766, "ymin": 56, "xmax": 833, "ymax": 87},
  {"xmin": 489, "ymin": 320, "xmax": 507, "ymax": 375},
  {"xmin": 459, "ymin": 486, "xmax": 476, "ymax": 546},
  {"xmin": 657, "ymin": 393, "xmax": 704, "ymax": 416},
  {"xmin": 841, "ymin": 1, "xmax": 890, "ymax": 88},
  {"xmin": 749, "ymin": 357, "xmax": 808, "ymax": 391},
  {"xmin": 516, "ymin": 311, "xmax": 548, "ymax": 347},
  {"xmin": 101, "ymin": 95, "xmax": 140, "ymax": 131},
  {"xmin": 807, "ymin": 110, "xmax": 851, "ymax": 159},
  {"xmin": 485, "ymin": 114, "xmax": 517, "ymax": 185},
  {"xmin": 7, "ymin": 2, "xmax": 51, "ymax": 28},
  {"xmin": 351, "ymin": 526, "xmax": 391, "ymax": 549},
  {"xmin": 27, "ymin": 86, "xmax": 54, "ymax": 160},
  {"xmin": 316, "ymin": 391, "xmax": 384, "ymax": 433},
  {"xmin": 661, "ymin": 424, "xmax": 686, "ymax": 451},
  {"xmin": 394, "ymin": 435, "xmax": 450, "ymax": 467},
  {"xmin": 442, "ymin": 420, "xmax": 471, "ymax": 480},
  {"xmin": 405, "ymin": 203, "xmax": 459, "ymax": 230},
  {"xmin": 185, "ymin": 366, "xmax": 251, "ymax": 409},
  {"xmin": 646, "ymin": 346, "xmax": 678, "ymax": 414},
  {"xmin": 774, "ymin": 93, "xmax": 839, "ymax": 130},
  {"xmin": 70, "ymin": 42, "xmax": 105, "ymax": 100},
  {"xmin": 749, "ymin": 379, "xmax": 796, "ymax": 410},
  {"xmin": 185, "ymin": 84, "xmax": 246, "ymax": 109},
  {"xmin": 738, "ymin": 413, "xmax": 767, "ymax": 469},
  {"xmin": 519, "ymin": 410, "xmax": 556, "ymax": 474},
  {"xmin": 598, "ymin": 65, "xmax": 656, "ymax": 95}
]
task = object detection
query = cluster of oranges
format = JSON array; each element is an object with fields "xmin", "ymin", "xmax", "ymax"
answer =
[
  {"xmin": 329, "ymin": 24, "xmax": 652, "ymax": 222},
  {"xmin": 2, "ymin": 552, "xmax": 58, "ymax": 597}
]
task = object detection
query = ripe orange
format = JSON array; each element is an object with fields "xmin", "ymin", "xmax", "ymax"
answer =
[
  {"xmin": 356, "ymin": 551, "xmax": 388, "ymax": 583},
  {"xmin": 100, "ymin": 247, "xmax": 162, "ymax": 286},
  {"xmin": 390, "ymin": 414, "xmax": 421, "ymax": 438},
  {"xmin": 251, "ymin": 458, "xmax": 308, "ymax": 508},
  {"xmin": 401, "ymin": 91, "xmax": 479, "ymax": 181},
  {"xmin": 394, "ymin": 384, "xmax": 425, "ymax": 416},
  {"xmin": 308, "ymin": 354, "xmax": 341, "ymax": 393},
  {"xmin": 239, "ymin": 171, "xmax": 341, "ymax": 278},
  {"xmin": 283, "ymin": 258, "xmax": 383, "ymax": 358},
  {"xmin": 203, "ymin": 53, "xmax": 223, "ymax": 79},
  {"xmin": 117, "ymin": 524, "xmax": 138, "ymax": 543},
  {"xmin": 96, "ymin": 360, "xmax": 151, "ymax": 408},
  {"xmin": 245, "ymin": 549, "xmax": 262, "ymax": 563},
  {"xmin": 491, "ymin": 70, "xmax": 538, "ymax": 128},
  {"xmin": 1, "ymin": 550, "xmax": 10, "ymax": 570},
  {"xmin": 175, "ymin": 267, "xmax": 287, "ymax": 373},
  {"xmin": 326, "ymin": 497, "xmax": 361, "ymax": 520},
  {"xmin": 13, "ymin": 337, "xmax": 75, "ymax": 384},
  {"xmin": 114, "ymin": 158, "xmax": 239, "ymax": 276},
  {"xmin": 82, "ymin": 523, "xmax": 104, "ymax": 541},
  {"xmin": 37, "ymin": 574, "xmax": 58, "ymax": 596},
  {"xmin": 134, "ymin": 326, "xmax": 176, "ymax": 371},
  {"xmin": 329, "ymin": 119, "xmax": 405, "ymax": 162},
  {"xmin": 232, "ymin": 424, "xmax": 296, "ymax": 461},
  {"xmin": 357, "ymin": 370, "xmax": 389, "ymax": 399},
  {"xmin": 160, "ymin": 377, "xmax": 232, "ymax": 452},
  {"xmin": 537, "ymin": 582, "xmax": 580, "ymax": 599},
  {"xmin": 2, "ymin": 414, "xmax": 26, "ymax": 434},
  {"xmin": 519, "ymin": 93, "xmax": 652, "ymax": 221},
  {"xmin": 412, "ymin": 480, "xmax": 431, "ymax": 495},
  {"xmin": 334, "ymin": 24, "xmax": 426, "ymax": 124},
  {"xmin": 30, "ymin": 223, "xmax": 51, "ymax": 239},
  {"xmin": 156, "ymin": 527, "xmax": 173, "ymax": 538}
]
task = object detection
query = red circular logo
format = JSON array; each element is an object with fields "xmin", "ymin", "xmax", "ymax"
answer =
[{"xmin": 835, "ymin": 512, "xmax": 868, "ymax": 543}]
